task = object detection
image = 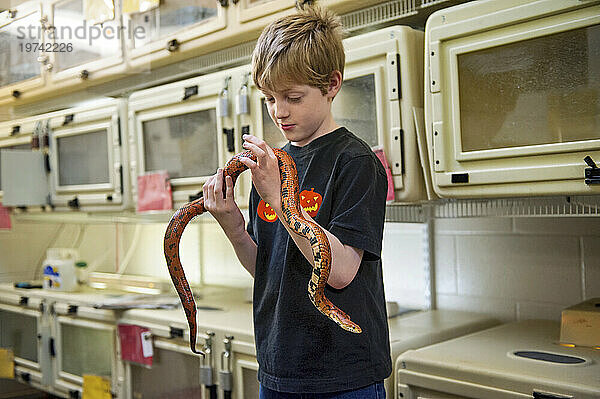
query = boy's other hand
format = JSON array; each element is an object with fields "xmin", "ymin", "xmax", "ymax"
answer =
[
  {"xmin": 240, "ymin": 134, "xmax": 282, "ymax": 212},
  {"xmin": 203, "ymin": 168, "xmax": 245, "ymax": 237}
]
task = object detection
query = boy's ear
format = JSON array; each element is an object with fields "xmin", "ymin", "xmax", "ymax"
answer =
[{"xmin": 327, "ymin": 70, "xmax": 343, "ymax": 99}]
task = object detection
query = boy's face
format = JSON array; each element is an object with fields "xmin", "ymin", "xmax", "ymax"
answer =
[{"xmin": 261, "ymin": 73, "xmax": 341, "ymax": 147}]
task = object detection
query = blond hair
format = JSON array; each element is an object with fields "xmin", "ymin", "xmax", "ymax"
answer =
[{"xmin": 252, "ymin": 6, "xmax": 346, "ymax": 95}]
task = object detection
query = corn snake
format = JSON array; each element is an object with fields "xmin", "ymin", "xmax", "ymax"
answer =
[{"xmin": 163, "ymin": 149, "xmax": 362, "ymax": 355}]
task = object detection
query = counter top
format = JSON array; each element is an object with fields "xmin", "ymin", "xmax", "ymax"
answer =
[{"xmin": 1, "ymin": 282, "xmax": 498, "ymax": 352}]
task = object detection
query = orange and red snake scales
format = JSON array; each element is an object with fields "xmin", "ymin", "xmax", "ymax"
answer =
[{"xmin": 163, "ymin": 149, "xmax": 362, "ymax": 355}]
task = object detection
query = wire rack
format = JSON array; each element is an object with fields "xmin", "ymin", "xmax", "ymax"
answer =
[{"xmin": 385, "ymin": 195, "xmax": 600, "ymax": 223}]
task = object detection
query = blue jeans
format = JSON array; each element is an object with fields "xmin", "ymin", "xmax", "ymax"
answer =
[{"xmin": 259, "ymin": 382, "xmax": 386, "ymax": 399}]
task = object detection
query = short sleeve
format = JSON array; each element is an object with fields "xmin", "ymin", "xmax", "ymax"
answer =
[{"xmin": 327, "ymin": 154, "xmax": 387, "ymax": 260}]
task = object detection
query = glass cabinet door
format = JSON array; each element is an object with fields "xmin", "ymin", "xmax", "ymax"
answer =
[
  {"xmin": 56, "ymin": 129, "xmax": 110, "ymax": 187},
  {"xmin": 129, "ymin": 70, "xmax": 233, "ymax": 208},
  {"xmin": 332, "ymin": 74, "xmax": 379, "ymax": 148},
  {"xmin": 129, "ymin": 344, "xmax": 203, "ymax": 399},
  {"xmin": 51, "ymin": 124, "xmax": 113, "ymax": 191},
  {"xmin": 140, "ymin": 108, "xmax": 219, "ymax": 180},
  {"xmin": 457, "ymin": 24, "xmax": 600, "ymax": 154},
  {"xmin": 0, "ymin": 5, "xmax": 43, "ymax": 92},
  {"xmin": 128, "ymin": 0, "xmax": 219, "ymax": 49},
  {"xmin": 46, "ymin": 99, "xmax": 129, "ymax": 211},
  {"xmin": 234, "ymin": 0, "xmax": 295, "ymax": 24},
  {"xmin": 56, "ymin": 318, "xmax": 115, "ymax": 382},
  {"xmin": 0, "ymin": 143, "xmax": 32, "ymax": 194},
  {"xmin": 50, "ymin": 0, "xmax": 121, "ymax": 74},
  {"xmin": 234, "ymin": 353, "xmax": 258, "ymax": 399},
  {"xmin": 0, "ymin": 306, "xmax": 39, "ymax": 365}
]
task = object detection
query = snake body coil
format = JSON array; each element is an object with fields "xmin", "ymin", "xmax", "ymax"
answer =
[{"xmin": 164, "ymin": 149, "xmax": 362, "ymax": 355}]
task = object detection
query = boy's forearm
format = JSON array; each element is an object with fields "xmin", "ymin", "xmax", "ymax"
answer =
[
  {"xmin": 275, "ymin": 207, "xmax": 362, "ymax": 289},
  {"xmin": 224, "ymin": 228, "xmax": 258, "ymax": 278}
]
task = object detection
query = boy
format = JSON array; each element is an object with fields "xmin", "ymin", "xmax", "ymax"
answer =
[{"xmin": 203, "ymin": 6, "xmax": 391, "ymax": 398}]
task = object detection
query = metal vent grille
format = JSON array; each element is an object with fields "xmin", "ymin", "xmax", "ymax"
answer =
[
  {"xmin": 92, "ymin": 40, "xmax": 257, "ymax": 96},
  {"xmin": 385, "ymin": 203, "xmax": 425, "ymax": 223},
  {"xmin": 434, "ymin": 196, "xmax": 600, "ymax": 219},
  {"xmin": 341, "ymin": 0, "xmax": 418, "ymax": 32},
  {"xmin": 186, "ymin": 40, "xmax": 256, "ymax": 73}
]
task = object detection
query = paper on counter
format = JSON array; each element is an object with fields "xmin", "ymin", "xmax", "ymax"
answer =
[{"xmin": 93, "ymin": 293, "xmax": 181, "ymax": 309}]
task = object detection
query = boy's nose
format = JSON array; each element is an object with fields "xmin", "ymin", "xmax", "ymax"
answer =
[{"xmin": 274, "ymin": 102, "xmax": 289, "ymax": 119}]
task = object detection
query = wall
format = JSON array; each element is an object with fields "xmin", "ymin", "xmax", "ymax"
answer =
[
  {"xmin": 384, "ymin": 217, "xmax": 600, "ymax": 322},
  {"xmin": 1, "ymin": 216, "xmax": 599, "ymax": 323},
  {"xmin": 0, "ymin": 219, "xmax": 202, "ymax": 285}
]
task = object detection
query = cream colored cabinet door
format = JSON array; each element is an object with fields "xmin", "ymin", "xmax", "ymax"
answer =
[
  {"xmin": 0, "ymin": 303, "xmax": 43, "ymax": 385},
  {"xmin": 228, "ymin": 64, "xmax": 288, "ymax": 208},
  {"xmin": 126, "ymin": 339, "xmax": 205, "ymax": 399},
  {"xmin": 45, "ymin": 0, "xmax": 125, "ymax": 85},
  {"xmin": 0, "ymin": 116, "xmax": 36, "ymax": 202},
  {"xmin": 218, "ymin": 336, "xmax": 258, "ymax": 399},
  {"xmin": 425, "ymin": 0, "xmax": 600, "ymax": 198},
  {"xmin": 124, "ymin": 0, "xmax": 227, "ymax": 68},
  {"xmin": 129, "ymin": 68, "xmax": 246, "ymax": 209},
  {"xmin": 335, "ymin": 26, "xmax": 430, "ymax": 203},
  {"xmin": 0, "ymin": 2, "xmax": 45, "ymax": 101},
  {"xmin": 52, "ymin": 309, "xmax": 124, "ymax": 399},
  {"xmin": 231, "ymin": 0, "xmax": 295, "ymax": 26},
  {"xmin": 319, "ymin": 0, "xmax": 391, "ymax": 15},
  {"xmin": 46, "ymin": 99, "xmax": 131, "ymax": 212}
]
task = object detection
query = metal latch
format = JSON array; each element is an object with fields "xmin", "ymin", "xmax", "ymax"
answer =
[
  {"xmin": 219, "ymin": 335, "xmax": 234, "ymax": 393},
  {"xmin": 217, "ymin": 77, "xmax": 231, "ymax": 118},
  {"xmin": 223, "ymin": 128, "xmax": 235, "ymax": 152},
  {"xmin": 236, "ymin": 73, "xmax": 250, "ymax": 115},
  {"xmin": 67, "ymin": 305, "xmax": 78, "ymax": 315},
  {"xmin": 49, "ymin": 337, "xmax": 56, "ymax": 357},
  {"xmin": 584, "ymin": 156, "xmax": 600, "ymax": 185},
  {"xmin": 183, "ymin": 85, "xmax": 198, "ymax": 101},
  {"xmin": 63, "ymin": 114, "xmax": 74, "ymax": 125},
  {"xmin": 169, "ymin": 326, "xmax": 184, "ymax": 339},
  {"xmin": 200, "ymin": 331, "xmax": 215, "ymax": 386},
  {"xmin": 68, "ymin": 197, "xmax": 80, "ymax": 209}
]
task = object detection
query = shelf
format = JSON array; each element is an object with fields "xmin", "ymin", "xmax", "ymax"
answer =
[
  {"xmin": 385, "ymin": 195, "xmax": 600, "ymax": 223},
  {"xmin": 10, "ymin": 208, "xmax": 242, "ymax": 225}
]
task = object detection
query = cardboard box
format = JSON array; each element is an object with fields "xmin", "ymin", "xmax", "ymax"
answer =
[{"xmin": 560, "ymin": 298, "xmax": 600, "ymax": 348}]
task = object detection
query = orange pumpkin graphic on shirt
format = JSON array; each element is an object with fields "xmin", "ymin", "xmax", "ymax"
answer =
[
  {"xmin": 300, "ymin": 188, "xmax": 322, "ymax": 217},
  {"xmin": 257, "ymin": 200, "xmax": 278, "ymax": 222}
]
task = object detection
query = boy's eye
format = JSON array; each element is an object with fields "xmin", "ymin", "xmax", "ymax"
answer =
[
  {"xmin": 266, "ymin": 97, "xmax": 275, "ymax": 103},
  {"xmin": 288, "ymin": 97, "xmax": 301, "ymax": 103}
]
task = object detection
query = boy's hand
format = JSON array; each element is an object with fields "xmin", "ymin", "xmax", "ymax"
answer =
[
  {"xmin": 203, "ymin": 168, "xmax": 245, "ymax": 237},
  {"xmin": 239, "ymin": 134, "xmax": 282, "ymax": 212}
]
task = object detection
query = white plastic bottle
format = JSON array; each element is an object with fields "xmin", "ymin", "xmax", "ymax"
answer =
[{"xmin": 42, "ymin": 248, "xmax": 79, "ymax": 292}]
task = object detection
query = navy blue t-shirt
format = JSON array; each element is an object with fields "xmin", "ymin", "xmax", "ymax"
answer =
[{"xmin": 246, "ymin": 127, "xmax": 391, "ymax": 393}]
